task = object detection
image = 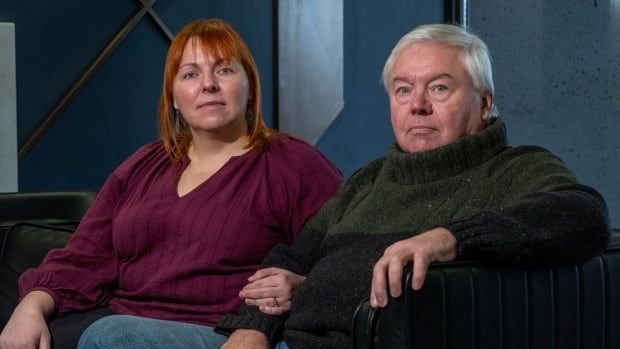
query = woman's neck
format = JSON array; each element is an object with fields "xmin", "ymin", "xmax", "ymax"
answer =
[{"xmin": 188, "ymin": 123, "xmax": 250, "ymax": 164}]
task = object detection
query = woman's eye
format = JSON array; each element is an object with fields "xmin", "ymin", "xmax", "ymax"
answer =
[
  {"xmin": 182, "ymin": 72, "xmax": 198, "ymax": 79},
  {"xmin": 217, "ymin": 67, "xmax": 234, "ymax": 74}
]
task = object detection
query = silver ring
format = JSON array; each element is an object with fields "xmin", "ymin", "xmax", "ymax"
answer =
[{"xmin": 273, "ymin": 297, "xmax": 280, "ymax": 307}]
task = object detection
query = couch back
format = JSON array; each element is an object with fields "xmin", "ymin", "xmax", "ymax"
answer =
[{"xmin": 353, "ymin": 243, "xmax": 620, "ymax": 349}]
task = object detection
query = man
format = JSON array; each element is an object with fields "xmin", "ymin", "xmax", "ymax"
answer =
[{"xmin": 216, "ymin": 23, "xmax": 610, "ymax": 349}]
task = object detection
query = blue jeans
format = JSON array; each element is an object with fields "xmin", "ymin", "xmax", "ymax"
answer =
[{"xmin": 77, "ymin": 315, "xmax": 290, "ymax": 349}]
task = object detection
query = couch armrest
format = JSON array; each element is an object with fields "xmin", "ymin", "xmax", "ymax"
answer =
[{"xmin": 352, "ymin": 245, "xmax": 620, "ymax": 349}]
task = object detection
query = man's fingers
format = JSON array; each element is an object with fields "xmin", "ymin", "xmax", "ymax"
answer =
[
  {"xmin": 370, "ymin": 258, "xmax": 389, "ymax": 308},
  {"xmin": 411, "ymin": 254, "xmax": 431, "ymax": 290},
  {"xmin": 387, "ymin": 256, "xmax": 405, "ymax": 298}
]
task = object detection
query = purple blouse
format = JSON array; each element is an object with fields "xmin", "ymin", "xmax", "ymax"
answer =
[{"xmin": 19, "ymin": 134, "xmax": 343, "ymax": 326}]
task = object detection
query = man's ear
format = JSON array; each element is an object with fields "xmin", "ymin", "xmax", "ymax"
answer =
[{"xmin": 480, "ymin": 91, "xmax": 493, "ymax": 121}]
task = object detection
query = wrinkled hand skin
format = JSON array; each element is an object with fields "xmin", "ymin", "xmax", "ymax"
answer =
[
  {"xmin": 370, "ymin": 227, "xmax": 457, "ymax": 308},
  {"xmin": 0, "ymin": 291, "xmax": 55, "ymax": 349},
  {"xmin": 220, "ymin": 329, "xmax": 269, "ymax": 349},
  {"xmin": 240, "ymin": 267, "xmax": 306, "ymax": 316}
]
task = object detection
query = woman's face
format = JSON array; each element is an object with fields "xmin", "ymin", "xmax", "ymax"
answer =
[
  {"xmin": 172, "ymin": 39, "xmax": 250, "ymax": 137},
  {"xmin": 388, "ymin": 42, "xmax": 492, "ymax": 153}
]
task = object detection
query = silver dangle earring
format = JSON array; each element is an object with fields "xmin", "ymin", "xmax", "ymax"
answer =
[
  {"xmin": 246, "ymin": 109, "xmax": 254, "ymax": 127},
  {"xmin": 174, "ymin": 109, "xmax": 181, "ymax": 133}
]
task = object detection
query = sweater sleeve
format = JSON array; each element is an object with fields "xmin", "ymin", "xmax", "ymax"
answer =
[
  {"xmin": 446, "ymin": 148, "xmax": 611, "ymax": 265},
  {"xmin": 215, "ymin": 218, "xmax": 330, "ymax": 346},
  {"xmin": 216, "ymin": 175, "xmax": 350, "ymax": 346}
]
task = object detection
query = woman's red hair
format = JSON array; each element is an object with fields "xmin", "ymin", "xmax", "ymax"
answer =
[{"xmin": 158, "ymin": 18, "xmax": 275, "ymax": 162}]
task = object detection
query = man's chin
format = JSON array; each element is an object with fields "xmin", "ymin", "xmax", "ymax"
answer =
[{"xmin": 397, "ymin": 137, "xmax": 440, "ymax": 153}]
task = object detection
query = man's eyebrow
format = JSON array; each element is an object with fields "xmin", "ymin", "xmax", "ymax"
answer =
[
  {"xmin": 428, "ymin": 73, "xmax": 455, "ymax": 82},
  {"xmin": 392, "ymin": 76, "xmax": 413, "ymax": 85},
  {"xmin": 392, "ymin": 73, "xmax": 455, "ymax": 84}
]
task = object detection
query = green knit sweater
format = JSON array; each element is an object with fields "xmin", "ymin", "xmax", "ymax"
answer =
[{"xmin": 217, "ymin": 118, "xmax": 610, "ymax": 348}]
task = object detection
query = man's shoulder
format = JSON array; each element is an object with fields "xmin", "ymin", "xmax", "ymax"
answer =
[
  {"xmin": 344, "ymin": 156, "xmax": 387, "ymax": 188},
  {"xmin": 495, "ymin": 145, "xmax": 564, "ymax": 165},
  {"xmin": 487, "ymin": 144, "xmax": 574, "ymax": 179}
]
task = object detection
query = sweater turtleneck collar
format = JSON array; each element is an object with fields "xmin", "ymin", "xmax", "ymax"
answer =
[{"xmin": 384, "ymin": 118, "xmax": 507, "ymax": 185}]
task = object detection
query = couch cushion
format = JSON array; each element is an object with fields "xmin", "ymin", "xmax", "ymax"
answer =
[{"xmin": 0, "ymin": 222, "xmax": 78, "ymax": 329}]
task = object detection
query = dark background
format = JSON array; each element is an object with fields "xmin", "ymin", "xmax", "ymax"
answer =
[{"xmin": 1, "ymin": 0, "xmax": 617, "ymax": 226}]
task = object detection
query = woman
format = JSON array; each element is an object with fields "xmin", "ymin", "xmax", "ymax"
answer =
[{"xmin": 0, "ymin": 18, "xmax": 342, "ymax": 349}]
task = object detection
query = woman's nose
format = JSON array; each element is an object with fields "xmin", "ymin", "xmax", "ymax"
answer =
[{"xmin": 202, "ymin": 74, "xmax": 220, "ymax": 93}]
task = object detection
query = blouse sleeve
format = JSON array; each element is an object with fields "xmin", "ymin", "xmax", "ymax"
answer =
[
  {"xmin": 268, "ymin": 136, "xmax": 343, "ymax": 243},
  {"xmin": 18, "ymin": 171, "xmax": 124, "ymax": 316}
]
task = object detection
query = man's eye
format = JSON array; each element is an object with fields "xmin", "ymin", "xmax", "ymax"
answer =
[
  {"xmin": 396, "ymin": 86, "xmax": 410, "ymax": 94},
  {"xmin": 433, "ymin": 85, "xmax": 448, "ymax": 92}
]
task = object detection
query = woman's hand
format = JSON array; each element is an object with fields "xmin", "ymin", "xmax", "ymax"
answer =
[
  {"xmin": 239, "ymin": 267, "xmax": 306, "ymax": 316},
  {"xmin": 220, "ymin": 329, "xmax": 269, "ymax": 349},
  {"xmin": 0, "ymin": 291, "xmax": 55, "ymax": 349},
  {"xmin": 370, "ymin": 227, "xmax": 457, "ymax": 308}
]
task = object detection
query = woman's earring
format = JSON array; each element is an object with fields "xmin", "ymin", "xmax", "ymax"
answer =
[
  {"xmin": 174, "ymin": 110, "xmax": 181, "ymax": 133},
  {"xmin": 246, "ymin": 109, "xmax": 254, "ymax": 127}
]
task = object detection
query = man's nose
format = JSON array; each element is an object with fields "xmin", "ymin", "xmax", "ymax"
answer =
[{"xmin": 410, "ymin": 89, "xmax": 432, "ymax": 115}]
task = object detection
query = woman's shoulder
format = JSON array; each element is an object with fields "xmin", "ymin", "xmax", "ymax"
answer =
[
  {"xmin": 263, "ymin": 133, "xmax": 341, "ymax": 174},
  {"xmin": 266, "ymin": 133, "xmax": 325, "ymax": 157},
  {"xmin": 112, "ymin": 140, "xmax": 169, "ymax": 180}
]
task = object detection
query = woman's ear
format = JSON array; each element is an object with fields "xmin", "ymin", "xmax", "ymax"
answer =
[{"xmin": 480, "ymin": 91, "xmax": 493, "ymax": 121}]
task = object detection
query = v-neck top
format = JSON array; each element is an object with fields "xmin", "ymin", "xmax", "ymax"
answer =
[{"xmin": 19, "ymin": 134, "xmax": 343, "ymax": 326}]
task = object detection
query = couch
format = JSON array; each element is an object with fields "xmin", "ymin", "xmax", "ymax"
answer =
[
  {"xmin": 2, "ymin": 191, "xmax": 618, "ymax": 348},
  {"xmin": 0, "ymin": 191, "xmax": 97, "ymax": 329},
  {"xmin": 353, "ymin": 238, "xmax": 620, "ymax": 349}
]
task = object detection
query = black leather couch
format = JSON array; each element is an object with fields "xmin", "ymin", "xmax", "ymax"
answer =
[
  {"xmin": 0, "ymin": 191, "xmax": 96, "ymax": 329},
  {"xmin": 353, "ymin": 239, "xmax": 620, "ymax": 349},
  {"xmin": 2, "ymin": 191, "xmax": 618, "ymax": 348}
]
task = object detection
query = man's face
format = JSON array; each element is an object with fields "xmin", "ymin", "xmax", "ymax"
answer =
[{"xmin": 388, "ymin": 42, "xmax": 492, "ymax": 153}]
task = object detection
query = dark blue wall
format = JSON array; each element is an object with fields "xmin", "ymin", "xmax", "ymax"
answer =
[
  {"xmin": 2, "ymin": 0, "xmax": 440, "ymax": 191},
  {"xmin": 317, "ymin": 0, "xmax": 443, "ymax": 176},
  {"xmin": 4, "ymin": 1, "xmax": 615, "ymax": 226},
  {"xmin": 1, "ymin": 0, "xmax": 274, "ymax": 192}
]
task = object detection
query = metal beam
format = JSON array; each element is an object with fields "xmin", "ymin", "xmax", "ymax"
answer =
[{"xmin": 18, "ymin": 0, "xmax": 171, "ymax": 161}]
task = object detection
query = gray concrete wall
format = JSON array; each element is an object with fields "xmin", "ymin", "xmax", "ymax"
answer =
[
  {"xmin": 0, "ymin": 23, "xmax": 17, "ymax": 193},
  {"xmin": 469, "ymin": 0, "xmax": 620, "ymax": 226}
]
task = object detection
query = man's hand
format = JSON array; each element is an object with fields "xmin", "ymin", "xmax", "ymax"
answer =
[
  {"xmin": 240, "ymin": 267, "xmax": 306, "ymax": 316},
  {"xmin": 370, "ymin": 227, "xmax": 457, "ymax": 307},
  {"xmin": 221, "ymin": 329, "xmax": 269, "ymax": 349}
]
